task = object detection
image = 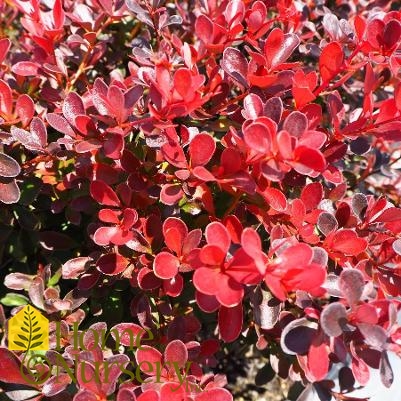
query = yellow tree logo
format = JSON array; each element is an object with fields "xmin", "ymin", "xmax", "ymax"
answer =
[{"xmin": 8, "ymin": 305, "xmax": 49, "ymax": 351}]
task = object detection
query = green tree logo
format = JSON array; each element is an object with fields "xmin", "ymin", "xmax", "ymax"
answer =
[{"xmin": 8, "ymin": 305, "xmax": 49, "ymax": 351}]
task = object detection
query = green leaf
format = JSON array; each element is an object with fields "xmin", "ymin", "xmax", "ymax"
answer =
[
  {"xmin": 48, "ymin": 269, "xmax": 62, "ymax": 287},
  {"xmin": 31, "ymin": 342, "xmax": 43, "ymax": 348},
  {"xmin": 31, "ymin": 334, "xmax": 42, "ymax": 341},
  {"xmin": 13, "ymin": 341, "xmax": 26, "ymax": 348},
  {"xmin": 32, "ymin": 321, "xmax": 38, "ymax": 327},
  {"xmin": 32, "ymin": 327, "xmax": 40, "ymax": 333},
  {"xmin": 19, "ymin": 177, "xmax": 42, "ymax": 206},
  {"xmin": 21, "ymin": 327, "xmax": 29, "ymax": 333},
  {"xmin": 18, "ymin": 334, "xmax": 29, "ymax": 341},
  {"xmin": 0, "ymin": 293, "xmax": 29, "ymax": 307}
]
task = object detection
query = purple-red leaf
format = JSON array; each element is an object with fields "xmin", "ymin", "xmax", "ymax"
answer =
[
  {"xmin": 321, "ymin": 302, "xmax": 348, "ymax": 337},
  {"xmin": 90, "ymin": 181, "xmax": 121, "ymax": 207},
  {"xmin": 339, "ymin": 269, "xmax": 364, "ymax": 305},
  {"xmin": 218, "ymin": 304, "xmax": 243, "ymax": 343},
  {"xmin": 221, "ymin": 47, "xmax": 249, "ymax": 87},
  {"xmin": 0, "ymin": 153, "xmax": 20, "ymax": 177},
  {"xmin": 96, "ymin": 253, "xmax": 128, "ymax": 275}
]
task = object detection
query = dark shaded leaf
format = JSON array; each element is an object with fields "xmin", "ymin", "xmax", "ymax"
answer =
[
  {"xmin": 339, "ymin": 269, "xmax": 364, "ymax": 305},
  {"xmin": 317, "ymin": 213, "xmax": 338, "ymax": 236},
  {"xmin": 379, "ymin": 351, "xmax": 394, "ymax": 388},
  {"xmin": 351, "ymin": 193, "xmax": 368, "ymax": 218},
  {"xmin": 0, "ymin": 153, "xmax": 20, "ymax": 177},
  {"xmin": 280, "ymin": 318, "xmax": 318, "ymax": 355},
  {"xmin": 221, "ymin": 47, "xmax": 249, "ymax": 87},
  {"xmin": 320, "ymin": 302, "xmax": 347, "ymax": 337}
]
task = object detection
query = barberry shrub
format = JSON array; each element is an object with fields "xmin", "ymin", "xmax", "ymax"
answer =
[{"xmin": 1, "ymin": 0, "xmax": 401, "ymax": 400}]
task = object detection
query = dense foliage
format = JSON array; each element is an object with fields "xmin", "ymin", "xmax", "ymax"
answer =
[{"xmin": 1, "ymin": 0, "xmax": 401, "ymax": 400}]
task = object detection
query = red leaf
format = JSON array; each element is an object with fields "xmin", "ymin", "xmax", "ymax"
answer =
[
  {"xmin": 243, "ymin": 94, "xmax": 263, "ymax": 119},
  {"xmin": 138, "ymin": 268, "xmax": 162, "ymax": 290},
  {"xmin": 193, "ymin": 267, "xmax": 222, "ymax": 296},
  {"xmin": 292, "ymin": 70, "xmax": 317, "ymax": 108},
  {"xmin": 307, "ymin": 335, "xmax": 329, "ymax": 382},
  {"xmin": 241, "ymin": 228, "xmax": 261, "ymax": 257},
  {"xmin": 192, "ymin": 165, "xmax": 216, "ymax": 181},
  {"xmin": 173, "ymin": 68, "xmax": 192, "ymax": 99},
  {"xmin": 383, "ymin": 20, "xmax": 401, "ymax": 52},
  {"xmin": 42, "ymin": 373, "xmax": 71, "ymax": 396},
  {"xmin": 319, "ymin": 42, "xmax": 344, "ymax": 82},
  {"xmin": 96, "ymin": 253, "xmax": 128, "ymax": 275},
  {"xmin": 63, "ymin": 92, "xmax": 85, "ymax": 126},
  {"xmin": 159, "ymin": 382, "xmax": 186, "ymax": 401},
  {"xmin": 15, "ymin": 94, "xmax": 35, "ymax": 127},
  {"xmin": 110, "ymin": 323, "xmax": 145, "ymax": 347},
  {"xmin": 0, "ymin": 179, "xmax": 20, "ymax": 204},
  {"xmin": 292, "ymin": 146, "xmax": 326, "ymax": 173},
  {"xmin": 30, "ymin": 117, "xmax": 47, "ymax": 148},
  {"xmin": 205, "ymin": 222, "xmax": 231, "ymax": 252},
  {"xmin": 0, "ymin": 38, "xmax": 10, "ymax": 64},
  {"xmin": 11, "ymin": 126, "xmax": 42, "ymax": 151},
  {"xmin": 0, "ymin": 79, "xmax": 12, "ymax": 117},
  {"xmin": 350, "ymin": 343, "xmax": 370, "ymax": 386},
  {"xmin": 90, "ymin": 181, "xmax": 121, "ymax": 207},
  {"xmin": 137, "ymin": 390, "xmax": 159, "ymax": 401},
  {"xmin": 117, "ymin": 388, "xmax": 137, "ymax": 401},
  {"xmin": 135, "ymin": 346, "xmax": 162, "ymax": 373},
  {"xmin": 243, "ymin": 122, "xmax": 273, "ymax": 153},
  {"xmin": 163, "ymin": 274, "xmax": 183, "ymax": 297},
  {"xmin": 160, "ymin": 184, "xmax": 183, "ymax": 206},
  {"xmin": 161, "ymin": 141, "xmax": 187, "ymax": 168},
  {"xmin": 164, "ymin": 340, "xmax": 188, "ymax": 368},
  {"xmin": 163, "ymin": 217, "xmax": 187, "ymax": 253},
  {"xmin": 196, "ymin": 291, "xmax": 220, "ymax": 313},
  {"xmin": 262, "ymin": 187, "xmax": 287, "ymax": 211},
  {"xmin": 221, "ymin": 47, "xmax": 249, "ymax": 87},
  {"xmin": 329, "ymin": 229, "xmax": 367, "ymax": 256},
  {"xmin": 0, "ymin": 347, "xmax": 35, "ymax": 385},
  {"xmin": 62, "ymin": 257, "xmax": 91, "ymax": 279},
  {"xmin": 216, "ymin": 274, "xmax": 244, "ymax": 307},
  {"xmin": 189, "ymin": 133, "xmax": 215, "ymax": 167},
  {"xmin": 53, "ymin": 0, "xmax": 65, "ymax": 28},
  {"xmin": 46, "ymin": 113, "xmax": 76, "ymax": 137},
  {"xmin": 98, "ymin": 0, "xmax": 113, "ymax": 14},
  {"xmin": 367, "ymin": 19, "xmax": 385, "ymax": 50},
  {"xmin": 219, "ymin": 303, "xmax": 243, "ymax": 343},
  {"xmin": 0, "ymin": 153, "xmax": 20, "ymax": 177},
  {"xmin": 108, "ymin": 86, "xmax": 125, "ymax": 122},
  {"xmin": 301, "ymin": 182, "xmax": 323, "ymax": 211},
  {"xmin": 11, "ymin": 61, "xmax": 39, "ymax": 76},
  {"xmin": 76, "ymin": 362, "xmax": 102, "ymax": 393},
  {"xmin": 74, "ymin": 115, "xmax": 96, "ymax": 136},
  {"xmin": 195, "ymin": 15, "xmax": 213, "ymax": 44},
  {"xmin": 102, "ymin": 354, "xmax": 130, "ymax": 396},
  {"xmin": 372, "ymin": 207, "xmax": 401, "ymax": 223},
  {"xmin": 153, "ymin": 252, "xmax": 179, "ymax": 279},
  {"xmin": 265, "ymin": 28, "xmax": 300, "ymax": 69}
]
